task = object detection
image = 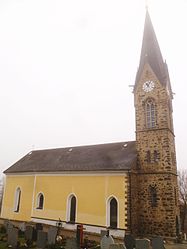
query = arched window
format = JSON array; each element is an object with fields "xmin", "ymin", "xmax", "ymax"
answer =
[
  {"xmin": 107, "ymin": 197, "xmax": 118, "ymax": 228},
  {"xmin": 110, "ymin": 198, "xmax": 118, "ymax": 228},
  {"xmin": 67, "ymin": 194, "xmax": 76, "ymax": 223},
  {"xmin": 149, "ymin": 185, "xmax": 157, "ymax": 207},
  {"xmin": 14, "ymin": 187, "xmax": 21, "ymax": 212},
  {"xmin": 145, "ymin": 99, "xmax": 156, "ymax": 128},
  {"xmin": 36, "ymin": 193, "xmax": 44, "ymax": 209}
]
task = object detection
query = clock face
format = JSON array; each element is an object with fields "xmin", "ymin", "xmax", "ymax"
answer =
[{"xmin": 142, "ymin": 80, "xmax": 155, "ymax": 92}]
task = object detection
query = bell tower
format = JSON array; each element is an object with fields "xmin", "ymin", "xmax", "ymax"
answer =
[{"xmin": 132, "ymin": 10, "xmax": 180, "ymax": 237}]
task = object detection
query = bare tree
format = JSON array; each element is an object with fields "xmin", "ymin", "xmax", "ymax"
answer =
[{"xmin": 178, "ymin": 170, "xmax": 187, "ymax": 232}]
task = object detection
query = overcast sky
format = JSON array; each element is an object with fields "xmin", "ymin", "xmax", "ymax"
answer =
[{"xmin": 0, "ymin": 0, "xmax": 186, "ymax": 174}]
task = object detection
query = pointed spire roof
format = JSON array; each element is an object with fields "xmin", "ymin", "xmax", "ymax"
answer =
[{"xmin": 135, "ymin": 10, "xmax": 167, "ymax": 87}]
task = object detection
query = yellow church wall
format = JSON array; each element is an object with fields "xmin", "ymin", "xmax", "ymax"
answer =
[
  {"xmin": 33, "ymin": 174, "xmax": 128, "ymax": 229},
  {"xmin": 1, "ymin": 175, "xmax": 35, "ymax": 221},
  {"xmin": 1, "ymin": 173, "xmax": 128, "ymax": 230}
]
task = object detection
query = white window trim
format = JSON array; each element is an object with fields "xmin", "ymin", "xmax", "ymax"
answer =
[
  {"xmin": 146, "ymin": 99, "xmax": 156, "ymax": 128},
  {"xmin": 14, "ymin": 187, "xmax": 21, "ymax": 212},
  {"xmin": 36, "ymin": 192, "xmax": 45, "ymax": 210},
  {"xmin": 106, "ymin": 195, "xmax": 119, "ymax": 228},
  {"xmin": 66, "ymin": 193, "xmax": 77, "ymax": 223}
]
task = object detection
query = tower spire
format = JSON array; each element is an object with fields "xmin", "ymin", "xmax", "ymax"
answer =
[{"xmin": 135, "ymin": 10, "xmax": 166, "ymax": 88}]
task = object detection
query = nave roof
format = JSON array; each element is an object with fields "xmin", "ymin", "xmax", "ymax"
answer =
[{"xmin": 4, "ymin": 141, "xmax": 137, "ymax": 174}]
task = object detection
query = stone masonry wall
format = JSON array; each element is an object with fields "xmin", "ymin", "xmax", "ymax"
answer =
[{"xmin": 132, "ymin": 63, "xmax": 180, "ymax": 238}]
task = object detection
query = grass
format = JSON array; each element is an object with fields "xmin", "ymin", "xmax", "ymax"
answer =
[{"xmin": 0, "ymin": 241, "xmax": 8, "ymax": 249}]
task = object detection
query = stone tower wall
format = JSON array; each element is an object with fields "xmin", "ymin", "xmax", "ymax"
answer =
[{"xmin": 132, "ymin": 63, "xmax": 180, "ymax": 238}]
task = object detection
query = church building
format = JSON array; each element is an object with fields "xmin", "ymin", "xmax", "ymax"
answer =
[{"xmin": 1, "ymin": 10, "xmax": 180, "ymax": 239}]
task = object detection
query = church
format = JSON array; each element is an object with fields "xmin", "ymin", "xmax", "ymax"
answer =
[{"xmin": 1, "ymin": 10, "xmax": 180, "ymax": 239}]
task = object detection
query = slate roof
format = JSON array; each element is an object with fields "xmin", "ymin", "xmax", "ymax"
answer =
[
  {"xmin": 4, "ymin": 141, "xmax": 137, "ymax": 174},
  {"xmin": 135, "ymin": 10, "xmax": 168, "ymax": 88}
]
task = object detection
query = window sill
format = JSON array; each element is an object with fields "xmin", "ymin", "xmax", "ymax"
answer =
[
  {"xmin": 107, "ymin": 226, "xmax": 118, "ymax": 230},
  {"xmin": 66, "ymin": 221, "xmax": 76, "ymax": 224}
]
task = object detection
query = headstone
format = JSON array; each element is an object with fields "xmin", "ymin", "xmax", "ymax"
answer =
[
  {"xmin": 36, "ymin": 230, "xmax": 47, "ymax": 249},
  {"xmin": 19, "ymin": 222, "xmax": 26, "ymax": 232},
  {"xmin": 7, "ymin": 222, "xmax": 14, "ymax": 230},
  {"xmin": 65, "ymin": 238, "xmax": 79, "ymax": 249},
  {"xmin": 109, "ymin": 244, "xmax": 126, "ymax": 249},
  {"xmin": 32, "ymin": 228, "xmax": 37, "ymax": 241},
  {"xmin": 100, "ymin": 235, "xmax": 115, "ymax": 249},
  {"xmin": 36, "ymin": 223, "xmax": 43, "ymax": 231},
  {"xmin": 4, "ymin": 220, "xmax": 9, "ymax": 232},
  {"xmin": 25, "ymin": 225, "xmax": 33, "ymax": 241},
  {"xmin": 152, "ymin": 237, "xmax": 165, "ymax": 249},
  {"xmin": 7, "ymin": 227, "xmax": 18, "ymax": 248},
  {"xmin": 7, "ymin": 222, "xmax": 14, "ymax": 240},
  {"xmin": 101, "ymin": 230, "xmax": 108, "ymax": 238},
  {"xmin": 124, "ymin": 234, "xmax": 135, "ymax": 249},
  {"xmin": 48, "ymin": 226, "xmax": 58, "ymax": 245},
  {"xmin": 136, "ymin": 239, "xmax": 150, "ymax": 249}
]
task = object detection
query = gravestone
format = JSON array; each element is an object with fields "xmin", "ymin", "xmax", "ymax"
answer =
[
  {"xmin": 48, "ymin": 226, "xmax": 58, "ymax": 245},
  {"xmin": 25, "ymin": 225, "xmax": 33, "ymax": 241},
  {"xmin": 7, "ymin": 222, "xmax": 14, "ymax": 230},
  {"xmin": 109, "ymin": 244, "xmax": 126, "ymax": 249},
  {"xmin": 101, "ymin": 230, "xmax": 108, "ymax": 238},
  {"xmin": 36, "ymin": 223, "xmax": 43, "ymax": 231},
  {"xmin": 19, "ymin": 222, "xmax": 26, "ymax": 232},
  {"xmin": 36, "ymin": 230, "xmax": 47, "ymax": 249},
  {"xmin": 7, "ymin": 227, "xmax": 18, "ymax": 248},
  {"xmin": 124, "ymin": 234, "xmax": 135, "ymax": 249},
  {"xmin": 7, "ymin": 222, "xmax": 14, "ymax": 241},
  {"xmin": 136, "ymin": 239, "xmax": 150, "ymax": 249},
  {"xmin": 152, "ymin": 237, "xmax": 165, "ymax": 249},
  {"xmin": 65, "ymin": 238, "xmax": 79, "ymax": 249},
  {"xmin": 4, "ymin": 220, "xmax": 9, "ymax": 232},
  {"xmin": 32, "ymin": 228, "xmax": 37, "ymax": 241},
  {"xmin": 100, "ymin": 235, "xmax": 115, "ymax": 249}
]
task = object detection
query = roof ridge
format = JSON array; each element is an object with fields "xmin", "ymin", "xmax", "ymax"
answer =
[{"xmin": 31, "ymin": 140, "xmax": 136, "ymax": 153}]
